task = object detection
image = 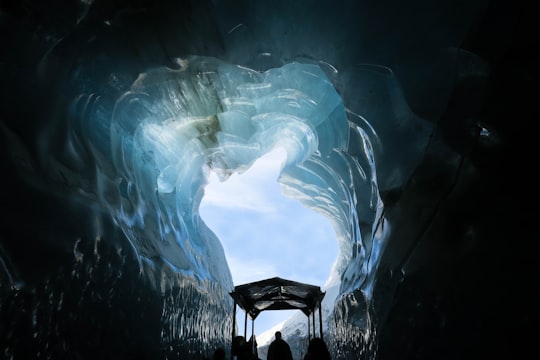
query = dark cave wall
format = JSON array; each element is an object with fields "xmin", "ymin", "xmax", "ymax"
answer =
[
  {"xmin": 0, "ymin": 167, "xmax": 164, "ymax": 359},
  {"xmin": 373, "ymin": 1, "xmax": 537, "ymax": 358},
  {"xmin": 1, "ymin": 1, "xmax": 538, "ymax": 359},
  {"xmin": 0, "ymin": 2, "xmax": 235, "ymax": 357}
]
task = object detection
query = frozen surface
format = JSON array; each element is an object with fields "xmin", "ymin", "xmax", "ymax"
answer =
[{"xmin": 0, "ymin": 1, "xmax": 535, "ymax": 359}]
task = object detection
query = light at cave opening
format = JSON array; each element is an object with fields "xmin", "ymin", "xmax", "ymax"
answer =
[{"xmin": 199, "ymin": 147, "xmax": 338, "ymax": 337}]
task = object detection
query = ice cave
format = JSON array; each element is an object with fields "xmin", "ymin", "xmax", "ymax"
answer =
[{"xmin": 0, "ymin": 0, "xmax": 535, "ymax": 359}]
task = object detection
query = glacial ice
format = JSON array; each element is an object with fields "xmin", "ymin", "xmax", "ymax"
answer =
[
  {"xmin": 4, "ymin": 52, "xmax": 429, "ymax": 358},
  {"xmin": 105, "ymin": 56, "xmax": 352, "ymax": 276},
  {"xmin": 1, "ymin": 0, "xmax": 533, "ymax": 359}
]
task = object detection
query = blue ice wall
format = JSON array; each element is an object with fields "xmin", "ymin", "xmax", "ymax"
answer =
[{"xmin": 1, "ymin": 0, "xmax": 534, "ymax": 359}]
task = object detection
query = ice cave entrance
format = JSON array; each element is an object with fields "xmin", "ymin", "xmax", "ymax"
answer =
[{"xmin": 199, "ymin": 147, "xmax": 337, "ymax": 335}]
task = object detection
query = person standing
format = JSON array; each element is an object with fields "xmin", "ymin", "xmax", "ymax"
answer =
[
  {"xmin": 249, "ymin": 334, "xmax": 260, "ymax": 359},
  {"xmin": 267, "ymin": 331, "xmax": 293, "ymax": 360}
]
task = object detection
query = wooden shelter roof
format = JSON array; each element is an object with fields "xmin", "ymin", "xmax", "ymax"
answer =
[{"xmin": 229, "ymin": 276, "xmax": 326, "ymax": 319}]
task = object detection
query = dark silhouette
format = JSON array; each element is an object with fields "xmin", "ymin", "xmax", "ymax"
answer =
[
  {"xmin": 303, "ymin": 337, "xmax": 331, "ymax": 360},
  {"xmin": 248, "ymin": 334, "xmax": 260, "ymax": 359},
  {"xmin": 266, "ymin": 331, "xmax": 293, "ymax": 360},
  {"xmin": 232, "ymin": 336, "xmax": 246, "ymax": 359},
  {"xmin": 232, "ymin": 335, "xmax": 258, "ymax": 360},
  {"xmin": 213, "ymin": 347, "xmax": 226, "ymax": 360}
]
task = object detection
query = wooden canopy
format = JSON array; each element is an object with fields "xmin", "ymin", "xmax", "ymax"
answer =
[
  {"xmin": 229, "ymin": 275, "xmax": 326, "ymax": 360},
  {"xmin": 229, "ymin": 276, "xmax": 326, "ymax": 320}
]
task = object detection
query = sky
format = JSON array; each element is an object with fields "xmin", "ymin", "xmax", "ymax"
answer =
[{"xmin": 199, "ymin": 147, "xmax": 338, "ymax": 337}]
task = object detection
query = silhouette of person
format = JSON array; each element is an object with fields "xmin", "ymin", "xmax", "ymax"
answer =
[
  {"xmin": 249, "ymin": 334, "xmax": 260, "ymax": 359},
  {"xmin": 213, "ymin": 347, "xmax": 226, "ymax": 360},
  {"xmin": 233, "ymin": 336, "xmax": 257, "ymax": 360},
  {"xmin": 267, "ymin": 331, "xmax": 293, "ymax": 360},
  {"xmin": 303, "ymin": 337, "xmax": 331, "ymax": 360}
]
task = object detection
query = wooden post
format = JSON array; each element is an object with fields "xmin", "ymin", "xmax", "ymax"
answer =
[
  {"xmin": 244, "ymin": 312, "xmax": 248, "ymax": 339},
  {"xmin": 231, "ymin": 302, "xmax": 237, "ymax": 359},
  {"xmin": 312, "ymin": 311, "xmax": 316, "ymax": 338},
  {"xmin": 307, "ymin": 315, "xmax": 311, "ymax": 342},
  {"xmin": 251, "ymin": 319, "xmax": 255, "ymax": 354},
  {"xmin": 319, "ymin": 304, "xmax": 323, "ymax": 340}
]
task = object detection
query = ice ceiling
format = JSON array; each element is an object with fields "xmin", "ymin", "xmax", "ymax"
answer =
[
  {"xmin": 0, "ymin": 0, "xmax": 535, "ymax": 359},
  {"xmin": 107, "ymin": 56, "xmax": 360, "ymax": 282}
]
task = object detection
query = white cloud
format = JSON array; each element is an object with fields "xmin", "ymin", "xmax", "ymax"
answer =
[
  {"xmin": 199, "ymin": 146, "xmax": 338, "ymax": 336},
  {"xmin": 226, "ymin": 256, "xmax": 280, "ymax": 285},
  {"xmin": 201, "ymin": 148, "xmax": 286, "ymax": 212}
]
